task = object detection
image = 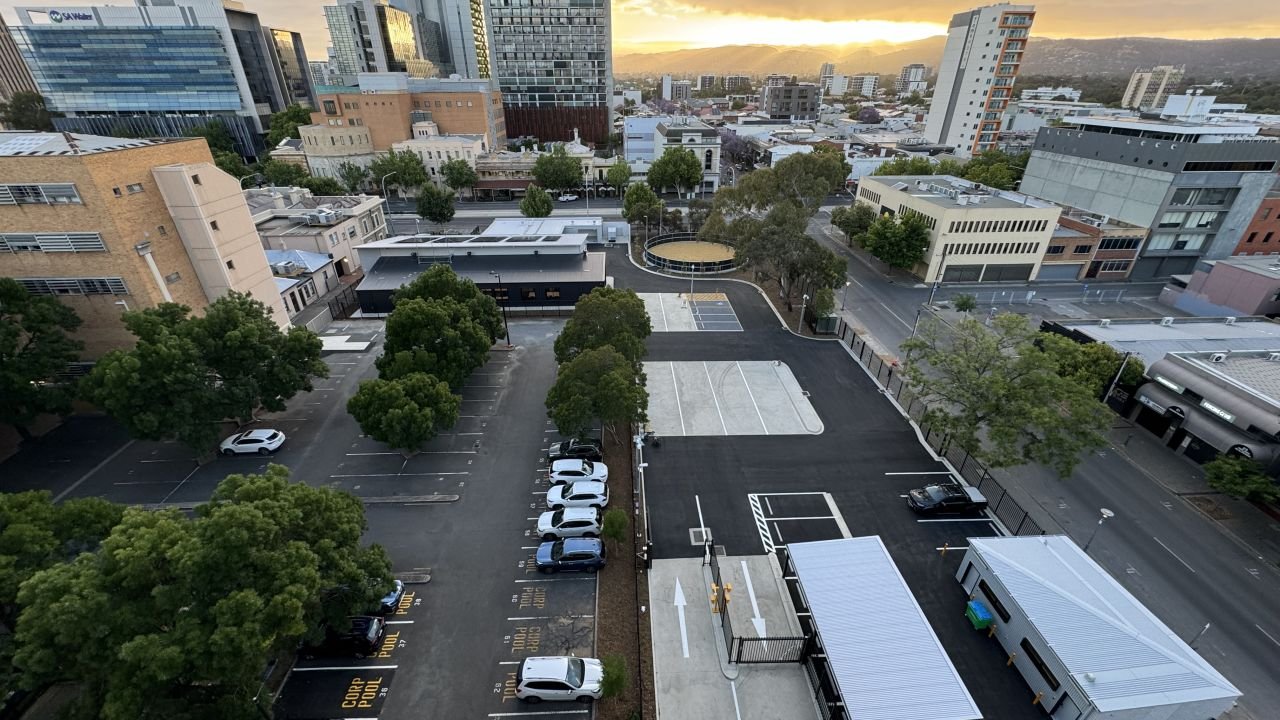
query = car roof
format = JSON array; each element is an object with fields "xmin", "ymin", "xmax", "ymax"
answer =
[
  {"xmin": 556, "ymin": 507, "xmax": 599, "ymax": 521},
  {"xmin": 565, "ymin": 481, "xmax": 605, "ymax": 493},
  {"xmin": 521, "ymin": 656, "xmax": 572, "ymax": 680},
  {"xmin": 240, "ymin": 429, "xmax": 278, "ymax": 440},
  {"xmin": 561, "ymin": 537, "xmax": 603, "ymax": 552},
  {"xmin": 551, "ymin": 459, "xmax": 589, "ymax": 471}
]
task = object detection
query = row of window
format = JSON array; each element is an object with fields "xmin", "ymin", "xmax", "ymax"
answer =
[
  {"xmin": 1098, "ymin": 236, "xmax": 1143, "ymax": 251},
  {"xmin": 1245, "ymin": 231, "xmax": 1275, "ymax": 244},
  {"xmin": 1147, "ymin": 232, "xmax": 1207, "ymax": 252},
  {"xmin": 16, "ymin": 277, "xmax": 128, "ymax": 296},
  {"xmin": 0, "ymin": 232, "xmax": 105, "ymax": 253},
  {"xmin": 1183, "ymin": 160, "xmax": 1276, "ymax": 173},
  {"xmin": 483, "ymin": 286, "xmax": 563, "ymax": 301},
  {"xmin": 858, "ymin": 187, "xmax": 881, "ymax": 205},
  {"xmin": 898, "ymin": 206, "xmax": 937, "ymax": 231},
  {"xmin": 973, "ymin": 578, "xmax": 1060, "ymax": 691},
  {"xmin": 1045, "ymin": 244, "xmax": 1094, "ymax": 255},
  {"xmin": 1096, "ymin": 260, "xmax": 1132, "ymax": 272},
  {"xmin": 946, "ymin": 218, "xmax": 1050, "ymax": 234},
  {"xmin": 0, "ymin": 183, "xmax": 81, "ymax": 205},
  {"xmin": 942, "ymin": 241, "xmax": 1041, "ymax": 256},
  {"xmin": 1158, "ymin": 210, "xmax": 1219, "ymax": 230}
]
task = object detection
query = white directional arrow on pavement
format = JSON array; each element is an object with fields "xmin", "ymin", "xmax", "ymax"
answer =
[
  {"xmin": 674, "ymin": 577, "xmax": 689, "ymax": 658},
  {"xmin": 740, "ymin": 560, "xmax": 767, "ymax": 637}
]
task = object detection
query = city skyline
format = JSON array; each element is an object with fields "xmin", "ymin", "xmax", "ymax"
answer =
[{"xmin": 1, "ymin": 0, "xmax": 1276, "ymax": 59}]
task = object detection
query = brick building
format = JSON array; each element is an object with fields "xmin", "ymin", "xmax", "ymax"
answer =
[{"xmin": 1233, "ymin": 188, "xmax": 1280, "ymax": 255}]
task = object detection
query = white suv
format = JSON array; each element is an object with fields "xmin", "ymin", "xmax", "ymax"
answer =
[
  {"xmin": 549, "ymin": 459, "xmax": 608, "ymax": 484},
  {"xmin": 546, "ymin": 481, "xmax": 608, "ymax": 510},
  {"xmin": 537, "ymin": 508, "xmax": 602, "ymax": 540},
  {"xmin": 515, "ymin": 656, "xmax": 603, "ymax": 703}
]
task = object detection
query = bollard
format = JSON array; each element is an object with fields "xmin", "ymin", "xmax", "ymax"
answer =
[
  {"xmin": 1032, "ymin": 692, "xmax": 1044, "ymax": 706},
  {"xmin": 710, "ymin": 583, "xmax": 720, "ymax": 613},
  {"xmin": 940, "ymin": 542, "xmax": 950, "ymax": 557},
  {"xmin": 1007, "ymin": 652, "xmax": 1017, "ymax": 667},
  {"xmin": 988, "ymin": 625, "xmax": 997, "ymax": 638}
]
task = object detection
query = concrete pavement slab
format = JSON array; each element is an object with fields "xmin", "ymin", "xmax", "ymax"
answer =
[{"xmin": 643, "ymin": 361, "xmax": 823, "ymax": 437}]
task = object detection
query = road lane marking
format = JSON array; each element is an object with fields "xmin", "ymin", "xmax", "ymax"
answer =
[
  {"xmin": 730, "ymin": 679, "xmax": 743, "ymax": 720},
  {"xmin": 823, "ymin": 492, "xmax": 853, "ymax": 539},
  {"xmin": 917, "ymin": 518, "xmax": 995, "ymax": 523},
  {"xmin": 292, "ymin": 665, "xmax": 398, "ymax": 672},
  {"xmin": 702, "ymin": 362, "xmax": 728, "ymax": 435},
  {"xmin": 513, "ymin": 577, "xmax": 596, "ymax": 583},
  {"xmin": 669, "ymin": 362, "xmax": 687, "ymax": 436},
  {"xmin": 54, "ymin": 439, "xmax": 136, "ymax": 502},
  {"xmin": 487, "ymin": 711, "xmax": 589, "ymax": 717},
  {"xmin": 329, "ymin": 472, "xmax": 470, "ymax": 477},
  {"xmin": 159, "ymin": 465, "xmax": 200, "ymax": 504},
  {"xmin": 881, "ymin": 302, "xmax": 912, "ymax": 330},
  {"xmin": 1255, "ymin": 625, "xmax": 1280, "ymax": 648},
  {"xmin": 768, "ymin": 516, "xmax": 836, "ymax": 521},
  {"xmin": 1153, "ymin": 536, "xmax": 1197, "ymax": 574},
  {"xmin": 735, "ymin": 361, "xmax": 768, "ymax": 435},
  {"xmin": 884, "ymin": 471, "xmax": 953, "ymax": 475}
]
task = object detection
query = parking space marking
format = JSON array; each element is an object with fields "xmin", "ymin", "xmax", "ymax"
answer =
[
  {"xmin": 385, "ymin": 620, "xmax": 415, "ymax": 625},
  {"xmin": 487, "ymin": 711, "xmax": 590, "ymax": 717},
  {"xmin": 822, "ymin": 492, "xmax": 853, "ymax": 539},
  {"xmin": 885, "ymin": 471, "xmax": 953, "ymax": 475},
  {"xmin": 512, "ymin": 577, "xmax": 596, "ymax": 583},
  {"xmin": 735, "ymin": 362, "xmax": 768, "ymax": 435},
  {"xmin": 765, "ymin": 515, "xmax": 835, "ymax": 521},
  {"xmin": 292, "ymin": 665, "xmax": 398, "ymax": 672},
  {"xmin": 917, "ymin": 518, "xmax": 995, "ymax": 523},
  {"xmin": 329, "ymin": 472, "xmax": 470, "ymax": 478},
  {"xmin": 669, "ymin": 363, "xmax": 687, "ymax": 436},
  {"xmin": 702, "ymin": 362, "xmax": 728, "ymax": 434}
]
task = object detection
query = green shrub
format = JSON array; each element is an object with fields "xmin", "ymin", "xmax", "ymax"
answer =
[
  {"xmin": 601, "ymin": 655, "xmax": 627, "ymax": 698},
  {"xmin": 602, "ymin": 508, "xmax": 628, "ymax": 546}
]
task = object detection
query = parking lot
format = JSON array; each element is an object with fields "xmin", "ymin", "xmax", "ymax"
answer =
[
  {"xmin": 644, "ymin": 360, "xmax": 823, "ymax": 437},
  {"xmin": 639, "ymin": 292, "xmax": 744, "ymax": 332}
]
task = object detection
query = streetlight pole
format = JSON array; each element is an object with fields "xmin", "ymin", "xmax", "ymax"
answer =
[
  {"xmin": 489, "ymin": 271, "xmax": 511, "ymax": 345},
  {"xmin": 1082, "ymin": 508, "xmax": 1115, "ymax": 553},
  {"xmin": 797, "ymin": 294, "xmax": 809, "ymax": 334},
  {"xmin": 1102, "ymin": 351, "xmax": 1134, "ymax": 403},
  {"xmin": 239, "ymin": 173, "xmax": 260, "ymax": 189},
  {"xmin": 840, "ymin": 280, "xmax": 851, "ymax": 312},
  {"xmin": 380, "ymin": 172, "xmax": 397, "ymax": 214}
]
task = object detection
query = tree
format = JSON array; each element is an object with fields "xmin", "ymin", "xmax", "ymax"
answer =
[
  {"xmin": 600, "ymin": 655, "xmax": 627, "ymax": 699},
  {"xmin": 265, "ymin": 104, "xmax": 314, "ymax": 147},
  {"xmin": 368, "ymin": 149, "xmax": 429, "ymax": 197},
  {"xmin": 647, "ymin": 146, "xmax": 702, "ymax": 197},
  {"xmin": 622, "ymin": 182, "xmax": 664, "ymax": 235},
  {"xmin": 0, "ymin": 92, "xmax": 55, "ymax": 132},
  {"xmin": 81, "ymin": 294, "xmax": 327, "ymax": 451},
  {"xmin": 606, "ymin": 157, "xmax": 632, "ymax": 194},
  {"xmin": 686, "ymin": 197, "xmax": 714, "ymax": 232},
  {"xmin": 953, "ymin": 293, "xmax": 978, "ymax": 312},
  {"xmin": 531, "ymin": 145, "xmax": 583, "ymax": 192},
  {"xmin": 439, "ymin": 158, "xmax": 478, "ymax": 200},
  {"xmin": 901, "ymin": 313, "xmax": 1111, "ymax": 477},
  {"xmin": 545, "ymin": 346, "xmax": 648, "ymax": 441},
  {"xmin": 856, "ymin": 106, "xmax": 882, "ymax": 124},
  {"xmin": 416, "ymin": 183, "xmax": 456, "ymax": 228},
  {"xmin": 718, "ymin": 128, "xmax": 753, "ymax": 166},
  {"xmin": 336, "ymin": 161, "xmax": 370, "ymax": 193},
  {"xmin": 1203, "ymin": 455, "xmax": 1278, "ymax": 502},
  {"xmin": 212, "ymin": 150, "xmax": 248, "ymax": 178},
  {"xmin": 872, "ymin": 155, "xmax": 937, "ymax": 177},
  {"xmin": 0, "ymin": 279, "xmax": 84, "ymax": 437},
  {"xmin": 830, "ymin": 203, "xmax": 876, "ymax": 246},
  {"xmin": 256, "ymin": 158, "xmax": 310, "ymax": 187},
  {"xmin": 1038, "ymin": 334, "xmax": 1145, "ymax": 398},
  {"xmin": 601, "ymin": 508, "xmax": 628, "ymax": 547},
  {"xmin": 377, "ymin": 298, "xmax": 492, "ymax": 389},
  {"xmin": 393, "ymin": 264, "xmax": 504, "ymax": 344},
  {"xmin": 961, "ymin": 149, "xmax": 1029, "ymax": 190},
  {"xmin": 12, "ymin": 465, "xmax": 390, "ymax": 719},
  {"xmin": 184, "ymin": 121, "xmax": 236, "ymax": 154},
  {"xmin": 812, "ymin": 286, "xmax": 835, "ymax": 317},
  {"xmin": 520, "ymin": 185, "xmax": 554, "ymax": 218},
  {"xmin": 347, "ymin": 373, "xmax": 460, "ymax": 453},
  {"xmin": 553, "ymin": 287, "xmax": 652, "ymax": 366},
  {"xmin": 301, "ymin": 175, "xmax": 347, "ymax": 195},
  {"xmin": 863, "ymin": 214, "xmax": 930, "ymax": 269}
]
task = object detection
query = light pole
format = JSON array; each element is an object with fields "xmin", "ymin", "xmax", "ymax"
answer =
[
  {"xmin": 1082, "ymin": 508, "xmax": 1115, "ymax": 554},
  {"xmin": 489, "ymin": 271, "xmax": 511, "ymax": 344},
  {"xmin": 239, "ymin": 173, "xmax": 260, "ymax": 189},
  {"xmin": 1102, "ymin": 351, "xmax": 1134, "ymax": 403},
  {"xmin": 797, "ymin": 293, "xmax": 809, "ymax": 334},
  {"xmin": 379, "ymin": 172, "xmax": 397, "ymax": 213},
  {"xmin": 840, "ymin": 280, "xmax": 851, "ymax": 312}
]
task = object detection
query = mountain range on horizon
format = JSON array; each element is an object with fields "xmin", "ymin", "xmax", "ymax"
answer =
[{"xmin": 614, "ymin": 37, "xmax": 1280, "ymax": 79}]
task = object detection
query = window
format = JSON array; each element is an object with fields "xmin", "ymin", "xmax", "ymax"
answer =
[
  {"xmin": 544, "ymin": 287, "xmax": 561, "ymax": 300},
  {"xmin": 210, "ymin": 220, "xmax": 219, "ymax": 231},
  {"xmin": 112, "ymin": 187, "xmax": 122, "ymax": 197},
  {"xmin": 192, "ymin": 175, "xmax": 201, "ymax": 186},
  {"xmin": 1073, "ymin": 244, "xmax": 1092, "ymax": 254},
  {"xmin": 977, "ymin": 579, "xmax": 1011, "ymax": 622},
  {"xmin": 16, "ymin": 277, "xmax": 127, "ymax": 295},
  {"xmin": 521, "ymin": 287, "xmax": 536, "ymax": 301},
  {"xmin": 225, "ymin": 259, "xmax": 235, "ymax": 270},
  {"xmin": 157, "ymin": 225, "xmax": 167, "ymax": 236},
  {"xmin": 1170, "ymin": 187, "xmax": 1230, "ymax": 206},
  {"xmin": 126, "ymin": 183, "xmax": 144, "ymax": 194},
  {"xmin": 0, "ymin": 183, "xmax": 81, "ymax": 205},
  {"xmin": 164, "ymin": 271, "xmax": 181, "ymax": 284},
  {"xmin": 1158, "ymin": 212, "xmax": 1185, "ymax": 229},
  {"xmin": 1099, "ymin": 260, "xmax": 1131, "ymax": 272},
  {"xmin": 1098, "ymin": 236, "xmax": 1141, "ymax": 251},
  {"xmin": 1266, "ymin": 232, "xmax": 1275, "ymax": 244},
  {"xmin": 0, "ymin": 232, "xmax": 105, "ymax": 253},
  {"xmin": 1183, "ymin": 160, "xmax": 1275, "ymax": 173},
  {"xmin": 1019, "ymin": 638, "xmax": 1060, "ymax": 690}
]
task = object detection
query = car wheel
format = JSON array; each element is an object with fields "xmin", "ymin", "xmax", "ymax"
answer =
[
  {"xmin": 258, "ymin": 447, "xmax": 271, "ymax": 456},
  {"xmin": 222, "ymin": 448, "xmax": 235, "ymax": 456},
  {"xmin": 549, "ymin": 504, "xmax": 562, "ymax": 511},
  {"xmin": 542, "ymin": 533, "xmax": 556, "ymax": 541},
  {"xmin": 523, "ymin": 696, "xmax": 543, "ymax": 704},
  {"xmin": 590, "ymin": 504, "xmax": 602, "ymax": 510},
  {"xmin": 576, "ymin": 696, "xmax": 594, "ymax": 704}
]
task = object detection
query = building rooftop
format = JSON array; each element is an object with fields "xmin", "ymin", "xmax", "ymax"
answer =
[
  {"xmin": 266, "ymin": 249, "xmax": 332, "ymax": 274},
  {"xmin": 1070, "ymin": 115, "xmax": 1263, "ymax": 138},
  {"xmin": 1172, "ymin": 350, "xmax": 1280, "ymax": 406},
  {"xmin": 1051, "ymin": 317, "xmax": 1280, "ymax": 367},
  {"xmin": 866, "ymin": 175, "xmax": 1059, "ymax": 211},
  {"xmin": 358, "ymin": 232, "xmax": 589, "ymax": 251},
  {"xmin": 0, "ymin": 131, "xmax": 180, "ymax": 156},
  {"xmin": 360, "ymin": 252, "xmax": 605, "ymax": 292},
  {"xmin": 482, "ymin": 217, "xmax": 603, "ymax": 236},
  {"xmin": 968, "ymin": 536, "xmax": 1239, "ymax": 712},
  {"xmin": 1201, "ymin": 254, "xmax": 1280, "ymax": 281},
  {"xmin": 245, "ymin": 186, "xmax": 379, "ymax": 216}
]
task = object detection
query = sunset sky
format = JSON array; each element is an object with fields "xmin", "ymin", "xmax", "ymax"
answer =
[{"xmin": 2, "ymin": 0, "xmax": 1276, "ymax": 58}]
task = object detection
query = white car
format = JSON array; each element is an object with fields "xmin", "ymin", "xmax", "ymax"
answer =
[
  {"xmin": 548, "ymin": 459, "xmax": 608, "ymax": 485},
  {"xmin": 557, "ymin": 194, "xmax": 578, "ymax": 202},
  {"xmin": 515, "ymin": 656, "xmax": 603, "ymax": 703},
  {"xmin": 546, "ymin": 481, "xmax": 608, "ymax": 510},
  {"xmin": 537, "ymin": 508, "xmax": 602, "ymax": 540},
  {"xmin": 219, "ymin": 429, "xmax": 286, "ymax": 456}
]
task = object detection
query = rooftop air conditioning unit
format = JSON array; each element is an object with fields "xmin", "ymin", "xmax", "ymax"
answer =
[
  {"xmin": 1099, "ymin": 319, "xmax": 1111, "ymax": 327},
  {"xmin": 1160, "ymin": 317, "xmax": 1175, "ymax": 326},
  {"xmin": 1210, "ymin": 352, "xmax": 1228, "ymax": 363}
]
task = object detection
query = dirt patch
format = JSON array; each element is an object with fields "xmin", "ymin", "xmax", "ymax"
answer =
[
  {"xmin": 1185, "ymin": 494, "xmax": 1235, "ymax": 521},
  {"xmin": 595, "ymin": 429, "xmax": 657, "ymax": 720}
]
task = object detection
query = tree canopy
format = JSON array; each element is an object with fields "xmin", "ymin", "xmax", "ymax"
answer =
[
  {"xmin": 829, "ymin": 203, "xmax": 877, "ymax": 246},
  {"xmin": 393, "ymin": 264, "xmax": 503, "ymax": 343},
  {"xmin": 256, "ymin": 159, "xmax": 309, "ymax": 187},
  {"xmin": 553, "ymin": 287, "xmax": 652, "ymax": 366},
  {"xmin": 871, "ymin": 149, "xmax": 1030, "ymax": 190},
  {"xmin": 863, "ymin": 213, "xmax": 930, "ymax": 269},
  {"xmin": 265, "ymin": 104, "xmax": 314, "ymax": 147},
  {"xmin": 606, "ymin": 158, "xmax": 632, "ymax": 193},
  {"xmin": 12, "ymin": 466, "xmax": 390, "ymax": 719},
  {"xmin": 0, "ymin": 92, "xmax": 55, "ymax": 132},
  {"xmin": 213, "ymin": 150, "xmax": 248, "ymax": 179},
  {"xmin": 301, "ymin": 175, "xmax": 346, "ymax": 195},
  {"xmin": 348, "ymin": 373, "xmax": 460, "ymax": 452},
  {"xmin": 901, "ymin": 313, "xmax": 1111, "ymax": 477},
  {"xmin": 1038, "ymin": 334, "xmax": 1146, "ymax": 398},
  {"xmin": 546, "ymin": 346, "xmax": 648, "ymax": 441},
  {"xmin": 81, "ymin": 293, "xmax": 326, "ymax": 452},
  {"xmin": 1203, "ymin": 454, "xmax": 1278, "ymax": 502},
  {"xmin": 0, "ymin": 279, "xmax": 83, "ymax": 436},
  {"xmin": 185, "ymin": 121, "xmax": 237, "ymax": 155},
  {"xmin": 439, "ymin": 158, "xmax": 478, "ymax": 199},
  {"xmin": 647, "ymin": 147, "xmax": 702, "ymax": 196},
  {"xmin": 622, "ymin": 182, "xmax": 663, "ymax": 230},
  {"xmin": 416, "ymin": 183, "xmax": 456, "ymax": 227},
  {"xmin": 377, "ymin": 297, "xmax": 492, "ymax": 389},
  {"xmin": 336, "ymin": 162, "xmax": 370, "ymax": 193},
  {"xmin": 531, "ymin": 145, "xmax": 583, "ymax": 192},
  {"xmin": 520, "ymin": 185, "xmax": 554, "ymax": 218},
  {"xmin": 369, "ymin": 150, "xmax": 429, "ymax": 195}
]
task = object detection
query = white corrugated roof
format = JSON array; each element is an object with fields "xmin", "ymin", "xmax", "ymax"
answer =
[
  {"xmin": 788, "ymin": 537, "xmax": 981, "ymax": 720},
  {"xmin": 969, "ymin": 536, "xmax": 1239, "ymax": 712}
]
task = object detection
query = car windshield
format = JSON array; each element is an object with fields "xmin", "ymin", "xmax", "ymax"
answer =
[
  {"xmin": 551, "ymin": 541, "xmax": 565, "ymax": 560},
  {"xmin": 924, "ymin": 485, "xmax": 949, "ymax": 501},
  {"xmin": 551, "ymin": 509, "xmax": 564, "ymax": 525},
  {"xmin": 565, "ymin": 658, "xmax": 586, "ymax": 687},
  {"xmin": 581, "ymin": 461, "xmax": 593, "ymax": 473}
]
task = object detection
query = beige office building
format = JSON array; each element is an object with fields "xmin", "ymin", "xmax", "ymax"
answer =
[
  {"xmin": 1121, "ymin": 65, "xmax": 1184, "ymax": 111},
  {"xmin": 856, "ymin": 175, "xmax": 1062, "ymax": 283},
  {"xmin": 0, "ymin": 133, "xmax": 284, "ymax": 358}
]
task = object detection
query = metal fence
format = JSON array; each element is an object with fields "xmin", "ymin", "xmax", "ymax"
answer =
[
  {"xmin": 643, "ymin": 232, "xmax": 738, "ymax": 274},
  {"xmin": 730, "ymin": 635, "xmax": 810, "ymax": 663},
  {"xmin": 705, "ymin": 542, "xmax": 735, "ymax": 653},
  {"xmin": 834, "ymin": 319, "xmax": 1046, "ymax": 538},
  {"xmin": 327, "ymin": 285, "xmax": 360, "ymax": 321}
]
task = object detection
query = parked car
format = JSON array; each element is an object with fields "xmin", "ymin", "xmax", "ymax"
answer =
[
  {"xmin": 557, "ymin": 194, "xmax": 579, "ymax": 202},
  {"xmin": 548, "ymin": 459, "xmax": 608, "ymax": 484},
  {"xmin": 546, "ymin": 481, "xmax": 608, "ymax": 510},
  {"xmin": 906, "ymin": 483, "xmax": 988, "ymax": 515},
  {"xmin": 536, "ymin": 538, "xmax": 607, "ymax": 574},
  {"xmin": 537, "ymin": 508, "xmax": 602, "ymax": 540},
  {"xmin": 219, "ymin": 429, "xmax": 286, "ymax": 456},
  {"xmin": 547, "ymin": 438, "xmax": 603, "ymax": 463},
  {"xmin": 515, "ymin": 656, "xmax": 604, "ymax": 703},
  {"xmin": 376, "ymin": 579, "xmax": 405, "ymax": 615},
  {"xmin": 300, "ymin": 616, "xmax": 385, "ymax": 659}
]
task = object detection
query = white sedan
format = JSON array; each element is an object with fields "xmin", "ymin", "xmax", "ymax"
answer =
[
  {"xmin": 548, "ymin": 459, "xmax": 608, "ymax": 485},
  {"xmin": 546, "ymin": 481, "xmax": 608, "ymax": 510},
  {"xmin": 537, "ymin": 508, "xmax": 602, "ymax": 540},
  {"xmin": 219, "ymin": 429, "xmax": 286, "ymax": 456},
  {"xmin": 557, "ymin": 194, "xmax": 579, "ymax": 202}
]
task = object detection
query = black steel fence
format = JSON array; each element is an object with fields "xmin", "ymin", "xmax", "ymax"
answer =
[
  {"xmin": 327, "ymin": 285, "xmax": 360, "ymax": 321},
  {"xmin": 643, "ymin": 232, "xmax": 738, "ymax": 274},
  {"xmin": 834, "ymin": 319, "xmax": 1045, "ymax": 538},
  {"xmin": 705, "ymin": 542, "xmax": 735, "ymax": 654},
  {"xmin": 730, "ymin": 635, "xmax": 810, "ymax": 663}
]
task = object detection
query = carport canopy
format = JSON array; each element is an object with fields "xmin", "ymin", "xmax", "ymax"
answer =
[{"xmin": 788, "ymin": 537, "xmax": 981, "ymax": 720}]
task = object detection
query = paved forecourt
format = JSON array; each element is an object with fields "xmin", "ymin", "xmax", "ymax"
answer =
[
  {"xmin": 644, "ymin": 360, "xmax": 822, "ymax": 437},
  {"xmin": 640, "ymin": 292, "xmax": 744, "ymax": 332}
]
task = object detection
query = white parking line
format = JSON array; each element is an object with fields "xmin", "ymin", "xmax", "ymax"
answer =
[
  {"xmin": 292, "ymin": 665, "xmax": 398, "ymax": 672},
  {"xmin": 507, "ymin": 615, "xmax": 594, "ymax": 621},
  {"xmin": 329, "ymin": 472, "xmax": 470, "ymax": 478},
  {"xmin": 487, "ymin": 711, "xmax": 589, "ymax": 717},
  {"xmin": 768, "ymin": 516, "xmax": 836, "ymax": 522},
  {"xmin": 885, "ymin": 471, "xmax": 954, "ymax": 476},
  {"xmin": 513, "ymin": 577, "xmax": 596, "ymax": 583},
  {"xmin": 917, "ymin": 518, "xmax": 995, "ymax": 523},
  {"xmin": 823, "ymin": 492, "xmax": 853, "ymax": 539},
  {"xmin": 669, "ymin": 362, "xmax": 687, "ymax": 436},
  {"xmin": 385, "ymin": 620, "xmax": 415, "ymax": 625},
  {"xmin": 702, "ymin": 361, "xmax": 728, "ymax": 435},
  {"xmin": 735, "ymin": 361, "xmax": 768, "ymax": 435}
]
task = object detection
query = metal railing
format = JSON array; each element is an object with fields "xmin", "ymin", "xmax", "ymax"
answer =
[
  {"xmin": 835, "ymin": 319, "xmax": 1046, "ymax": 538},
  {"xmin": 731, "ymin": 635, "xmax": 810, "ymax": 663},
  {"xmin": 643, "ymin": 232, "xmax": 738, "ymax": 274},
  {"xmin": 705, "ymin": 541, "xmax": 736, "ymax": 653}
]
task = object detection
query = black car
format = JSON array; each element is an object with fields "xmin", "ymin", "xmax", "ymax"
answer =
[
  {"xmin": 906, "ymin": 483, "xmax": 988, "ymax": 515},
  {"xmin": 376, "ymin": 579, "xmax": 405, "ymax": 615},
  {"xmin": 300, "ymin": 616, "xmax": 386, "ymax": 659},
  {"xmin": 547, "ymin": 438, "xmax": 603, "ymax": 463}
]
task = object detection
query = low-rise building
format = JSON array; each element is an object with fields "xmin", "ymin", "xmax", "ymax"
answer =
[
  {"xmin": 759, "ymin": 82, "xmax": 819, "ymax": 122},
  {"xmin": 1160, "ymin": 255, "xmax": 1280, "ymax": 317},
  {"xmin": 1039, "ymin": 208, "xmax": 1147, "ymax": 281},
  {"xmin": 268, "ymin": 138, "xmax": 309, "ymax": 169},
  {"xmin": 958, "ymin": 536, "xmax": 1241, "ymax": 718},
  {"xmin": 267, "ymin": 248, "xmax": 337, "ymax": 319},
  {"xmin": 1234, "ymin": 188, "xmax": 1280, "ymax": 255},
  {"xmin": 653, "ymin": 118, "xmax": 720, "ymax": 194},
  {"xmin": 391, "ymin": 120, "xmax": 487, "ymax": 190},
  {"xmin": 1018, "ymin": 86, "xmax": 1082, "ymax": 102},
  {"xmin": 855, "ymin": 175, "xmax": 1062, "ymax": 283},
  {"xmin": 0, "ymin": 132, "xmax": 285, "ymax": 358},
  {"xmin": 829, "ymin": 74, "xmax": 877, "ymax": 98},
  {"xmin": 247, "ymin": 186, "xmax": 386, "ymax": 275}
]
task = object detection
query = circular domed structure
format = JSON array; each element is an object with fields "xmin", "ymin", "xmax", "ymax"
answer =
[{"xmin": 644, "ymin": 233, "xmax": 737, "ymax": 274}]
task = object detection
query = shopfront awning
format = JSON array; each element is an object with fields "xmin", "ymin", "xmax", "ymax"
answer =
[{"xmin": 1134, "ymin": 383, "xmax": 1276, "ymax": 462}]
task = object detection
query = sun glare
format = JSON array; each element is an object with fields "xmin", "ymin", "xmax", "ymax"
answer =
[{"xmin": 617, "ymin": 15, "xmax": 947, "ymax": 52}]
